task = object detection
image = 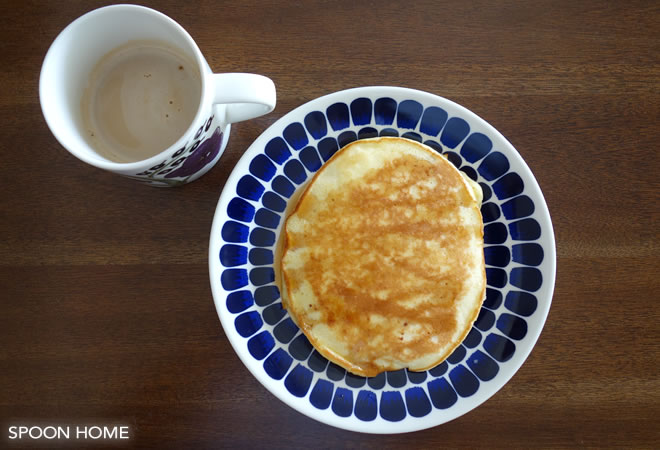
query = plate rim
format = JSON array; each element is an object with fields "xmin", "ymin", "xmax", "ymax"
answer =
[{"xmin": 208, "ymin": 85, "xmax": 557, "ymax": 433}]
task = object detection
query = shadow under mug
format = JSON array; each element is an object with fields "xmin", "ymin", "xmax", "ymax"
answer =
[{"xmin": 39, "ymin": 4, "xmax": 276, "ymax": 187}]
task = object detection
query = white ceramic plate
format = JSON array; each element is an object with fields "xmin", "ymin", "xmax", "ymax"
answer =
[{"xmin": 209, "ymin": 86, "xmax": 556, "ymax": 433}]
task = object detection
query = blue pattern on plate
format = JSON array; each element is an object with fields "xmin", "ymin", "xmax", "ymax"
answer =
[
  {"xmin": 480, "ymin": 182, "xmax": 492, "ymax": 202},
  {"xmin": 285, "ymin": 364, "xmax": 313, "ymax": 397},
  {"xmin": 249, "ymin": 267, "xmax": 274, "ymax": 286},
  {"xmin": 510, "ymin": 218, "xmax": 542, "ymax": 240},
  {"xmin": 466, "ymin": 350, "xmax": 500, "ymax": 381},
  {"xmin": 440, "ymin": 117, "xmax": 470, "ymax": 148},
  {"xmin": 273, "ymin": 317, "xmax": 299, "ymax": 344},
  {"xmin": 484, "ymin": 245, "xmax": 511, "ymax": 267},
  {"xmin": 327, "ymin": 362, "xmax": 347, "ymax": 381},
  {"xmin": 346, "ymin": 372, "xmax": 367, "ymax": 388},
  {"xmin": 327, "ymin": 103, "xmax": 350, "ymax": 131},
  {"xmin": 449, "ymin": 365, "xmax": 479, "ymax": 397},
  {"xmin": 446, "ymin": 344, "xmax": 467, "ymax": 364},
  {"xmin": 220, "ymin": 244, "xmax": 247, "ymax": 267},
  {"xmin": 483, "ymin": 288, "xmax": 503, "ymax": 310},
  {"xmin": 248, "ymin": 330, "xmax": 275, "ymax": 360},
  {"xmin": 419, "ymin": 106, "xmax": 448, "ymax": 136},
  {"xmin": 463, "ymin": 328, "xmax": 482, "ymax": 349},
  {"xmin": 271, "ymin": 175, "xmax": 295, "ymax": 198},
  {"xmin": 460, "ymin": 132, "xmax": 492, "ymax": 162},
  {"xmin": 428, "ymin": 361, "xmax": 448, "ymax": 377},
  {"xmin": 483, "ymin": 334, "xmax": 516, "ymax": 362},
  {"xmin": 484, "ymin": 222, "xmax": 508, "ymax": 244},
  {"xmin": 317, "ymin": 137, "xmax": 339, "ymax": 161},
  {"xmin": 226, "ymin": 290, "xmax": 253, "ymax": 314},
  {"xmin": 249, "ymin": 155, "xmax": 275, "ymax": 184},
  {"xmin": 283, "ymin": 159, "xmax": 308, "ymax": 185},
  {"xmin": 380, "ymin": 391, "xmax": 406, "ymax": 422},
  {"xmin": 423, "ymin": 139, "xmax": 443, "ymax": 153},
  {"xmin": 512, "ymin": 243, "xmax": 544, "ymax": 266},
  {"xmin": 249, "ymin": 227, "xmax": 275, "ymax": 247},
  {"xmin": 486, "ymin": 268, "xmax": 508, "ymax": 288},
  {"xmin": 501, "ymin": 195, "xmax": 535, "ymax": 219},
  {"xmin": 478, "ymin": 152, "xmax": 510, "ymax": 181},
  {"xmin": 236, "ymin": 175, "xmax": 264, "ymax": 201},
  {"xmin": 493, "ymin": 172, "xmax": 524, "ymax": 199},
  {"xmin": 401, "ymin": 131, "xmax": 422, "ymax": 142},
  {"xmin": 459, "ymin": 165, "xmax": 478, "ymax": 181},
  {"xmin": 505, "ymin": 291, "xmax": 538, "ymax": 316},
  {"xmin": 310, "ymin": 379, "xmax": 333, "ymax": 409},
  {"xmin": 474, "ymin": 308, "xmax": 496, "ymax": 332},
  {"xmin": 406, "ymin": 369, "xmax": 427, "ymax": 384},
  {"xmin": 221, "ymin": 221, "xmax": 248, "ymax": 243},
  {"xmin": 497, "ymin": 313, "xmax": 528, "ymax": 340},
  {"xmin": 254, "ymin": 208, "xmax": 280, "ymax": 229},
  {"xmin": 262, "ymin": 302, "xmax": 287, "ymax": 325},
  {"xmin": 221, "ymin": 268, "xmax": 248, "ymax": 291},
  {"xmin": 254, "ymin": 285, "xmax": 279, "ymax": 306},
  {"xmin": 299, "ymin": 146, "xmax": 323, "ymax": 172},
  {"xmin": 358, "ymin": 126, "xmax": 379, "ymax": 140},
  {"xmin": 355, "ymin": 390, "xmax": 378, "ymax": 421},
  {"xmin": 216, "ymin": 93, "xmax": 551, "ymax": 425},
  {"xmin": 338, "ymin": 130, "xmax": 358, "ymax": 148},
  {"xmin": 367, "ymin": 372, "xmax": 386, "ymax": 389},
  {"xmin": 289, "ymin": 333, "xmax": 314, "ymax": 360},
  {"xmin": 234, "ymin": 311, "xmax": 262, "ymax": 338},
  {"xmin": 332, "ymin": 387, "xmax": 354, "ymax": 417},
  {"xmin": 261, "ymin": 191, "xmax": 286, "ymax": 213},
  {"xmin": 308, "ymin": 350, "xmax": 329, "ymax": 372},
  {"xmin": 380, "ymin": 127, "xmax": 399, "ymax": 137},
  {"xmin": 304, "ymin": 111, "xmax": 328, "ymax": 139},
  {"xmin": 249, "ymin": 247, "xmax": 273, "ymax": 266},
  {"xmin": 263, "ymin": 348, "xmax": 293, "ymax": 380},
  {"xmin": 386, "ymin": 369, "xmax": 408, "ymax": 388},
  {"xmin": 283, "ymin": 123, "xmax": 309, "ymax": 150},
  {"xmin": 265, "ymin": 137, "xmax": 291, "ymax": 164},
  {"xmin": 405, "ymin": 387, "xmax": 433, "ymax": 417},
  {"xmin": 350, "ymin": 98, "xmax": 373, "ymax": 126},
  {"xmin": 374, "ymin": 97, "xmax": 397, "ymax": 125},
  {"xmin": 396, "ymin": 100, "xmax": 424, "ymax": 129},
  {"xmin": 510, "ymin": 267, "xmax": 543, "ymax": 291},
  {"xmin": 427, "ymin": 377, "xmax": 457, "ymax": 409},
  {"xmin": 227, "ymin": 198, "xmax": 255, "ymax": 222}
]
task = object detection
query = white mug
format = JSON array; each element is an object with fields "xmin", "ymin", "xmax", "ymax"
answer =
[{"xmin": 40, "ymin": 4, "xmax": 276, "ymax": 186}]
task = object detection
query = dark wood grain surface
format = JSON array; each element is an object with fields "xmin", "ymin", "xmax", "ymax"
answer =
[{"xmin": 1, "ymin": 0, "xmax": 659, "ymax": 447}]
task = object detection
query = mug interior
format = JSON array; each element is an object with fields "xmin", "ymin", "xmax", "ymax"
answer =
[{"xmin": 40, "ymin": 5, "xmax": 206, "ymax": 169}]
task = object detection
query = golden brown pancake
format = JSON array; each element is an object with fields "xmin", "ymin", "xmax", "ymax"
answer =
[{"xmin": 280, "ymin": 137, "xmax": 485, "ymax": 377}]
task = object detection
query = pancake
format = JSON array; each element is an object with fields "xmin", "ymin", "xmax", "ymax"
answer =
[{"xmin": 280, "ymin": 137, "xmax": 485, "ymax": 377}]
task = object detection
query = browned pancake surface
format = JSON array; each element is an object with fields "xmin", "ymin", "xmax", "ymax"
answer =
[{"xmin": 281, "ymin": 137, "xmax": 485, "ymax": 376}]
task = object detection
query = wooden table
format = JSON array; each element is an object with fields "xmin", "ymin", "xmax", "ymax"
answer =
[{"xmin": 1, "ymin": 0, "xmax": 658, "ymax": 447}]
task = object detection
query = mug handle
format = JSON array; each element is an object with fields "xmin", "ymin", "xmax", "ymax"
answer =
[{"xmin": 212, "ymin": 73, "xmax": 276, "ymax": 123}]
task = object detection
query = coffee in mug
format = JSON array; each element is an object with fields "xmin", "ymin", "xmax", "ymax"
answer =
[{"xmin": 82, "ymin": 40, "xmax": 202, "ymax": 163}]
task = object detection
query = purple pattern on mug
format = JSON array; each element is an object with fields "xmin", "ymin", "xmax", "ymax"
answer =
[
  {"xmin": 129, "ymin": 114, "xmax": 227, "ymax": 186},
  {"xmin": 165, "ymin": 128, "xmax": 223, "ymax": 178}
]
